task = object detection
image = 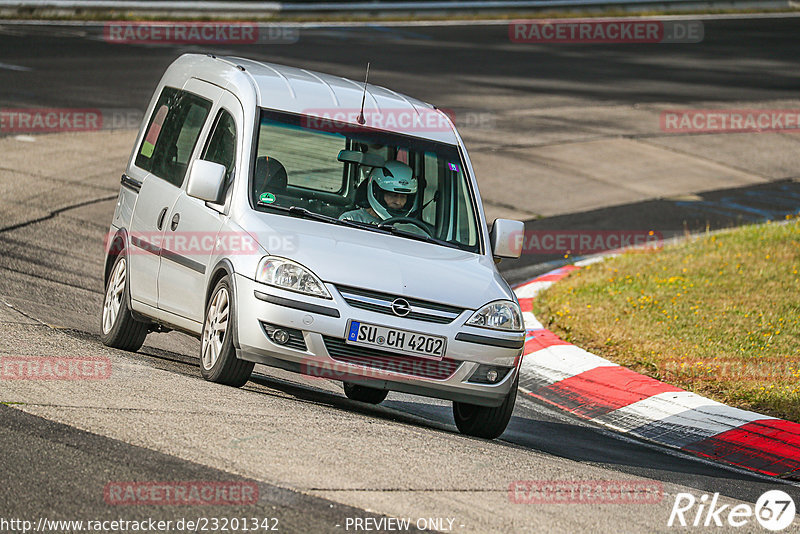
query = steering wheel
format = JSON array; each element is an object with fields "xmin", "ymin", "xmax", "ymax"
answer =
[{"xmin": 380, "ymin": 217, "xmax": 436, "ymax": 237}]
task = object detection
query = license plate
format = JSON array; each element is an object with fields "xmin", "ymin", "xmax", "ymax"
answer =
[{"xmin": 346, "ymin": 320, "xmax": 446, "ymax": 360}]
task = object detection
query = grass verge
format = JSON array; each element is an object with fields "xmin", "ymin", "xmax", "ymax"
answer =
[{"xmin": 532, "ymin": 217, "xmax": 800, "ymax": 422}]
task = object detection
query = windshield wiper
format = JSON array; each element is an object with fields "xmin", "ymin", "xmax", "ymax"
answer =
[
  {"xmin": 376, "ymin": 223, "xmax": 461, "ymax": 250},
  {"xmin": 256, "ymin": 202, "xmax": 385, "ymax": 232},
  {"xmin": 256, "ymin": 202, "xmax": 459, "ymax": 248},
  {"xmin": 286, "ymin": 206, "xmax": 358, "ymax": 228}
]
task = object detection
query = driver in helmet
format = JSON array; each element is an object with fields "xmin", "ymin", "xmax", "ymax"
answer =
[{"xmin": 340, "ymin": 160, "xmax": 418, "ymax": 225}]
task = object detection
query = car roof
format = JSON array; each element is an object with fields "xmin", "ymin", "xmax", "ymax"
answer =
[{"xmin": 165, "ymin": 53, "xmax": 460, "ymax": 145}]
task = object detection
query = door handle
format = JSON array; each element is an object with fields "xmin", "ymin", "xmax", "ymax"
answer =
[
  {"xmin": 170, "ymin": 213, "xmax": 180, "ymax": 231},
  {"xmin": 156, "ymin": 207, "xmax": 168, "ymax": 230}
]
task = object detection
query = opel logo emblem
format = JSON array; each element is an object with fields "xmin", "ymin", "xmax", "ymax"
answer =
[{"xmin": 391, "ymin": 298, "xmax": 411, "ymax": 317}]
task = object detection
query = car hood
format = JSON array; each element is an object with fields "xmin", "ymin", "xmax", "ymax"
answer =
[{"xmin": 239, "ymin": 211, "xmax": 513, "ymax": 309}]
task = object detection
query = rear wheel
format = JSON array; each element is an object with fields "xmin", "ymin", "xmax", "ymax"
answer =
[
  {"xmin": 453, "ymin": 374, "xmax": 518, "ymax": 439},
  {"xmin": 200, "ymin": 276, "xmax": 254, "ymax": 387},
  {"xmin": 343, "ymin": 382, "xmax": 389, "ymax": 404},
  {"xmin": 101, "ymin": 254, "xmax": 149, "ymax": 351}
]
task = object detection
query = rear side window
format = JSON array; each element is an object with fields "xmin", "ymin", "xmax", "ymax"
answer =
[{"xmin": 135, "ymin": 87, "xmax": 212, "ymax": 187}]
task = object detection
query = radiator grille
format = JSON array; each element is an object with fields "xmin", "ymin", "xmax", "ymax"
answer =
[
  {"xmin": 323, "ymin": 336, "xmax": 460, "ymax": 380},
  {"xmin": 337, "ymin": 286, "xmax": 463, "ymax": 325}
]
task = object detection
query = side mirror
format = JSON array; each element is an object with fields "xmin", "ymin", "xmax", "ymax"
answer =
[
  {"xmin": 490, "ymin": 219, "xmax": 525, "ymax": 259},
  {"xmin": 186, "ymin": 160, "xmax": 226, "ymax": 203},
  {"xmin": 337, "ymin": 149, "xmax": 384, "ymax": 168}
]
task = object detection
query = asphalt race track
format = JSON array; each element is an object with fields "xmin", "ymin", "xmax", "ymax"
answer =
[{"xmin": 1, "ymin": 15, "xmax": 800, "ymax": 533}]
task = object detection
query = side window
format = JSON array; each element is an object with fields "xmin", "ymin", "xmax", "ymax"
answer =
[
  {"xmin": 135, "ymin": 87, "xmax": 212, "ymax": 187},
  {"xmin": 202, "ymin": 109, "xmax": 237, "ymax": 185}
]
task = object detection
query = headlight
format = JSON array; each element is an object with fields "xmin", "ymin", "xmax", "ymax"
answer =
[
  {"xmin": 466, "ymin": 300, "xmax": 523, "ymax": 331},
  {"xmin": 255, "ymin": 257, "xmax": 331, "ymax": 299}
]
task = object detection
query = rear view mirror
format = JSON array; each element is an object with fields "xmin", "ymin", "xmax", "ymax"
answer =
[
  {"xmin": 186, "ymin": 160, "xmax": 226, "ymax": 203},
  {"xmin": 337, "ymin": 149, "xmax": 385, "ymax": 168},
  {"xmin": 490, "ymin": 219, "xmax": 525, "ymax": 259}
]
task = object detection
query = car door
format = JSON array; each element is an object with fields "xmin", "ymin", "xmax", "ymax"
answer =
[
  {"xmin": 127, "ymin": 86, "xmax": 214, "ymax": 308},
  {"xmin": 157, "ymin": 87, "xmax": 243, "ymax": 323}
]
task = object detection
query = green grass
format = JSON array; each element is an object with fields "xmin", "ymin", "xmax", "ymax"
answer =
[{"xmin": 532, "ymin": 217, "xmax": 800, "ymax": 422}]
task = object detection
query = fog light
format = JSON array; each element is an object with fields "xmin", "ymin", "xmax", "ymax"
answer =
[
  {"xmin": 271, "ymin": 329, "xmax": 290, "ymax": 345},
  {"xmin": 467, "ymin": 364, "xmax": 511, "ymax": 384}
]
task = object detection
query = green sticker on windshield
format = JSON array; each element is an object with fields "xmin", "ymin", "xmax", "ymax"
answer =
[{"xmin": 259, "ymin": 192, "xmax": 276, "ymax": 204}]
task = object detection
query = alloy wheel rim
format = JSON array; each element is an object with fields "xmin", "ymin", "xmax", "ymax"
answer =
[
  {"xmin": 102, "ymin": 258, "xmax": 126, "ymax": 334},
  {"xmin": 202, "ymin": 287, "xmax": 229, "ymax": 370}
]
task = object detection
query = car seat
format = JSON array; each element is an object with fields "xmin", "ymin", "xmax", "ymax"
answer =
[
  {"xmin": 254, "ymin": 156, "xmax": 288, "ymax": 198},
  {"xmin": 353, "ymin": 178, "xmax": 370, "ymax": 208}
]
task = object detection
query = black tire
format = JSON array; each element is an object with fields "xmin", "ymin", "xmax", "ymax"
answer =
[
  {"xmin": 452, "ymin": 373, "xmax": 518, "ymax": 439},
  {"xmin": 343, "ymin": 382, "xmax": 389, "ymax": 404},
  {"xmin": 100, "ymin": 253, "xmax": 149, "ymax": 352},
  {"xmin": 200, "ymin": 276, "xmax": 254, "ymax": 387}
]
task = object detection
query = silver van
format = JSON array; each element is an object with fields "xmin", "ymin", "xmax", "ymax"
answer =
[{"xmin": 101, "ymin": 53, "xmax": 525, "ymax": 438}]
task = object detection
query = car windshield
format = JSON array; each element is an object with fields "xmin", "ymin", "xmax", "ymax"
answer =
[{"xmin": 251, "ymin": 109, "xmax": 481, "ymax": 254}]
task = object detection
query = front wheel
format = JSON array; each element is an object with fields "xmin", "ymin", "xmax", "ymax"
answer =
[
  {"xmin": 101, "ymin": 254, "xmax": 149, "ymax": 351},
  {"xmin": 200, "ymin": 276, "xmax": 254, "ymax": 387},
  {"xmin": 343, "ymin": 383, "xmax": 388, "ymax": 404},
  {"xmin": 453, "ymin": 374, "xmax": 518, "ymax": 439}
]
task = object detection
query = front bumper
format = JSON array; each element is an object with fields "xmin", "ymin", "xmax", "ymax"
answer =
[{"xmin": 234, "ymin": 274, "xmax": 524, "ymax": 407}]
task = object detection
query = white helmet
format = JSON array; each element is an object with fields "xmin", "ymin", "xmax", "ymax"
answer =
[{"xmin": 367, "ymin": 161, "xmax": 418, "ymax": 220}]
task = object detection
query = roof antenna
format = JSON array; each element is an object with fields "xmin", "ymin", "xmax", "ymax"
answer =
[{"xmin": 357, "ymin": 62, "xmax": 370, "ymax": 125}]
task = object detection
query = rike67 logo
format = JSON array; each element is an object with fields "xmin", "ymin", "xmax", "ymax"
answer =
[{"xmin": 668, "ymin": 490, "xmax": 796, "ymax": 531}]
